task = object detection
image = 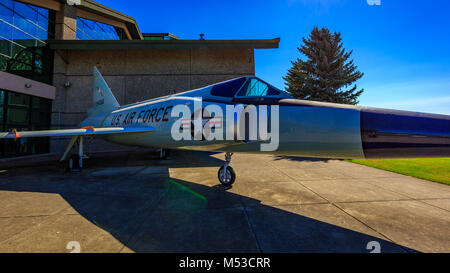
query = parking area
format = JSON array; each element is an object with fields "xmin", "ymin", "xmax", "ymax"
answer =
[{"xmin": 0, "ymin": 150, "xmax": 449, "ymax": 253}]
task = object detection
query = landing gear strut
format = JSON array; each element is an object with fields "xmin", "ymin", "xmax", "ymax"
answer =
[{"xmin": 218, "ymin": 152, "xmax": 236, "ymax": 186}]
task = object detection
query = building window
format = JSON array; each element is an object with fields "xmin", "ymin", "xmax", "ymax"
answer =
[
  {"xmin": 0, "ymin": 91, "xmax": 4, "ymax": 130},
  {"xmin": 0, "ymin": 0, "xmax": 54, "ymax": 84},
  {"xmin": 76, "ymin": 17, "xmax": 124, "ymax": 40},
  {"xmin": 0, "ymin": 90, "xmax": 51, "ymax": 158}
]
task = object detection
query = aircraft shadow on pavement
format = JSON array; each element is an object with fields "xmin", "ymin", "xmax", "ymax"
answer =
[
  {"xmin": 0, "ymin": 151, "xmax": 417, "ymax": 253},
  {"xmin": 272, "ymin": 155, "xmax": 333, "ymax": 163}
]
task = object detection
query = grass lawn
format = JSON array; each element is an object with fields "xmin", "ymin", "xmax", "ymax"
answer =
[{"xmin": 347, "ymin": 158, "xmax": 450, "ymax": 186}]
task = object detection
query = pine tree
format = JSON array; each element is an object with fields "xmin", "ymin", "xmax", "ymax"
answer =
[{"xmin": 284, "ymin": 27, "xmax": 364, "ymax": 105}]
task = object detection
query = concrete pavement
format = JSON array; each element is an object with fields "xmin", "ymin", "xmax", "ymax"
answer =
[{"xmin": 0, "ymin": 150, "xmax": 449, "ymax": 253}]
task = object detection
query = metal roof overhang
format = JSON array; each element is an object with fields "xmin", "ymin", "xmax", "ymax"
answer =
[
  {"xmin": 77, "ymin": 0, "xmax": 143, "ymax": 40},
  {"xmin": 48, "ymin": 38, "xmax": 280, "ymax": 50}
]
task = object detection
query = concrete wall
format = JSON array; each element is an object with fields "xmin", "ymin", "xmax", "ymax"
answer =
[
  {"xmin": 54, "ymin": 4, "xmax": 77, "ymax": 40},
  {"xmin": 51, "ymin": 48, "xmax": 255, "ymax": 152}
]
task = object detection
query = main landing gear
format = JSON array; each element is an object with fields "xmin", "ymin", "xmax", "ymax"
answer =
[
  {"xmin": 68, "ymin": 154, "xmax": 83, "ymax": 170},
  {"xmin": 159, "ymin": 148, "xmax": 171, "ymax": 160},
  {"xmin": 218, "ymin": 152, "xmax": 236, "ymax": 186},
  {"xmin": 61, "ymin": 136, "xmax": 88, "ymax": 172}
]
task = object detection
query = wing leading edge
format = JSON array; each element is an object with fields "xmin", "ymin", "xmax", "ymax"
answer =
[{"xmin": 0, "ymin": 127, "xmax": 155, "ymax": 139}]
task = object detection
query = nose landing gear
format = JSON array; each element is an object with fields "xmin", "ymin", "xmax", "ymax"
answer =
[{"xmin": 218, "ymin": 152, "xmax": 236, "ymax": 186}]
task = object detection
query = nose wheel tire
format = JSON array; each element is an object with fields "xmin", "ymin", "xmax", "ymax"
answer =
[{"xmin": 218, "ymin": 166, "xmax": 236, "ymax": 186}]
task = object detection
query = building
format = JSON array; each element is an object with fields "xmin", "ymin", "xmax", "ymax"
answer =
[{"xmin": 0, "ymin": 0, "xmax": 279, "ymax": 157}]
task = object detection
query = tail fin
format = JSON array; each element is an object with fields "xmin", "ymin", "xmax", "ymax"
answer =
[{"xmin": 88, "ymin": 66, "xmax": 120, "ymax": 116}]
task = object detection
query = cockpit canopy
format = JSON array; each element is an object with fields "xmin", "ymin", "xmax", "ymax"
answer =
[{"xmin": 210, "ymin": 77, "xmax": 290, "ymax": 98}]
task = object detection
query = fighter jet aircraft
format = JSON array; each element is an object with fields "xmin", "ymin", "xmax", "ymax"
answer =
[{"xmin": 1, "ymin": 67, "xmax": 449, "ymax": 185}]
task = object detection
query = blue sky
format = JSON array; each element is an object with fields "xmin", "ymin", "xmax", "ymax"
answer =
[{"xmin": 97, "ymin": 0, "xmax": 450, "ymax": 114}]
